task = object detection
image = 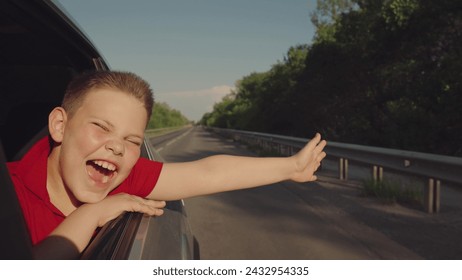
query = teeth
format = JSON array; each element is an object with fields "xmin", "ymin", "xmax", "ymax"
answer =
[{"xmin": 93, "ymin": 160, "xmax": 116, "ymax": 171}]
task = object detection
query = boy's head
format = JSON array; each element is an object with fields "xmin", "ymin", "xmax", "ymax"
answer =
[
  {"xmin": 47, "ymin": 70, "xmax": 155, "ymax": 205},
  {"xmin": 62, "ymin": 71, "xmax": 154, "ymax": 124}
]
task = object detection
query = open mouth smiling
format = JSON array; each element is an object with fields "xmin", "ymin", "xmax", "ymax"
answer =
[{"xmin": 86, "ymin": 160, "xmax": 118, "ymax": 184}]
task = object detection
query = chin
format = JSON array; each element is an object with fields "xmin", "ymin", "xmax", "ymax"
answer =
[{"xmin": 75, "ymin": 191, "xmax": 107, "ymax": 204}]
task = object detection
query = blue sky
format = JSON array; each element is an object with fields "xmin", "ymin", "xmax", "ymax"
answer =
[{"xmin": 58, "ymin": 0, "xmax": 317, "ymax": 121}]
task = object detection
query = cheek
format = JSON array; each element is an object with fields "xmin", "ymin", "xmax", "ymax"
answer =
[
  {"xmin": 85, "ymin": 126, "xmax": 108, "ymax": 144},
  {"xmin": 67, "ymin": 125, "xmax": 104, "ymax": 152},
  {"xmin": 125, "ymin": 146, "xmax": 141, "ymax": 168}
]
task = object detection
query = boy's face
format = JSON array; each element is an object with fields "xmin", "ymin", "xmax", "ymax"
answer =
[{"xmin": 56, "ymin": 88, "xmax": 147, "ymax": 203}]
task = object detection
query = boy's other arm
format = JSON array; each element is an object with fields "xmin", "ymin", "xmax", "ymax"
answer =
[
  {"xmin": 35, "ymin": 194, "xmax": 165, "ymax": 257},
  {"xmin": 148, "ymin": 133, "xmax": 326, "ymax": 201}
]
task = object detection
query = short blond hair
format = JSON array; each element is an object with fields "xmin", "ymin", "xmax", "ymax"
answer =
[{"xmin": 62, "ymin": 71, "xmax": 154, "ymax": 123}]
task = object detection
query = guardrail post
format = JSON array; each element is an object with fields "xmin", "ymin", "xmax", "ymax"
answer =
[
  {"xmin": 372, "ymin": 166, "xmax": 383, "ymax": 182},
  {"xmin": 339, "ymin": 158, "xmax": 348, "ymax": 180},
  {"xmin": 424, "ymin": 178, "xmax": 441, "ymax": 214}
]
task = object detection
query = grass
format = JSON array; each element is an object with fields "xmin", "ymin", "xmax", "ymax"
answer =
[
  {"xmin": 361, "ymin": 178, "xmax": 423, "ymax": 207},
  {"xmin": 244, "ymin": 143, "xmax": 285, "ymax": 157}
]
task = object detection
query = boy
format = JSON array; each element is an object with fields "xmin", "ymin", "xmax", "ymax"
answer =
[{"xmin": 7, "ymin": 71, "xmax": 327, "ymax": 258}]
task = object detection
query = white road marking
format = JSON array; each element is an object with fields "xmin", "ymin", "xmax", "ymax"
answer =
[{"xmin": 155, "ymin": 127, "xmax": 193, "ymax": 153}]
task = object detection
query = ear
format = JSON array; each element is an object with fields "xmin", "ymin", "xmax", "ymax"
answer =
[{"xmin": 48, "ymin": 107, "xmax": 67, "ymax": 143}]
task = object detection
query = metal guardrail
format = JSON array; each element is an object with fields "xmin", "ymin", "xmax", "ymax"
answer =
[
  {"xmin": 145, "ymin": 125, "xmax": 192, "ymax": 139},
  {"xmin": 210, "ymin": 127, "xmax": 462, "ymax": 214}
]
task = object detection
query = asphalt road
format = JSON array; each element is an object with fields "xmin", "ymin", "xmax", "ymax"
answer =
[{"xmin": 151, "ymin": 126, "xmax": 462, "ymax": 260}]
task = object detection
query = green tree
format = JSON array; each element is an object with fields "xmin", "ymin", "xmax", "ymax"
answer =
[
  {"xmin": 148, "ymin": 102, "xmax": 190, "ymax": 129},
  {"xmin": 310, "ymin": 0, "xmax": 357, "ymax": 43},
  {"xmin": 202, "ymin": 0, "xmax": 462, "ymax": 156}
]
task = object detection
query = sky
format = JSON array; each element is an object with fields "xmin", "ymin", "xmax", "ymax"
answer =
[{"xmin": 57, "ymin": 0, "xmax": 317, "ymax": 121}]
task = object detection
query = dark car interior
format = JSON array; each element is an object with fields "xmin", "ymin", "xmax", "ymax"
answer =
[
  {"xmin": 0, "ymin": 0, "xmax": 100, "ymax": 161},
  {"xmin": 0, "ymin": 0, "xmax": 103, "ymax": 259}
]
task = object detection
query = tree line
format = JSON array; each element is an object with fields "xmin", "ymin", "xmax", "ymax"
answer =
[
  {"xmin": 200, "ymin": 0, "xmax": 462, "ymax": 157},
  {"xmin": 148, "ymin": 102, "xmax": 190, "ymax": 129}
]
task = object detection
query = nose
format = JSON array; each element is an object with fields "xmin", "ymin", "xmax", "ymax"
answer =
[{"xmin": 105, "ymin": 139, "xmax": 124, "ymax": 156}]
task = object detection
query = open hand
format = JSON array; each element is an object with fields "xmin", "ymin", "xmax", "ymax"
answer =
[
  {"xmin": 91, "ymin": 193, "xmax": 166, "ymax": 227},
  {"xmin": 291, "ymin": 133, "xmax": 327, "ymax": 182}
]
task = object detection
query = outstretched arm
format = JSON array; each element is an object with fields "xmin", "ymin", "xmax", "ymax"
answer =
[{"xmin": 148, "ymin": 133, "xmax": 327, "ymax": 201}]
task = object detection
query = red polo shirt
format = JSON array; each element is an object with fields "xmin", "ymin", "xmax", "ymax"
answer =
[{"xmin": 6, "ymin": 136, "xmax": 163, "ymax": 245}]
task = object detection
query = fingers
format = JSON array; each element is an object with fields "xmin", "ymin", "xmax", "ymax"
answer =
[
  {"xmin": 312, "ymin": 134, "xmax": 327, "ymax": 160},
  {"xmin": 305, "ymin": 133, "xmax": 326, "ymax": 152},
  {"xmin": 93, "ymin": 195, "xmax": 166, "ymax": 227},
  {"xmin": 307, "ymin": 133, "xmax": 322, "ymax": 149},
  {"xmin": 149, "ymin": 200, "xmax": 166, "ymax": 216},
  {"xmin": 114, "ymin": 194, "xmax": 166, "ymax": 217},
  {"xmin": 150, "ymin": 200, "xmax": 167, "ymax": 209},
  {"xmin": 292, "ymin": 133, "xmax": 327, "ymax": 182},
  {"xmin": 313, "ymin": 133, "xmax": 327, "ymax": 151},
  {"xmin": 132, "ymin": 197, "xmax": 166, "ymax": 216},
  {"xmin": 318, "ymin": 151, "xmax": 327, "ymax": 161},
  {"xmin": 301, "ymin": 133, "xmax": 327, "ymax": 160},
  {"xmin": 314, "ymin": 138, "xmax": 327, "ymax": 170}
]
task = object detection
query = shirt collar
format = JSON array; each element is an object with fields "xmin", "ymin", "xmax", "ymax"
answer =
[{"xmin": 18, "ymin": 136, "xmax": 64, "ymax": 216}]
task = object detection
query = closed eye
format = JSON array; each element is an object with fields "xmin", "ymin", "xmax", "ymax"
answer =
[
  {"xmin": 93, "ymin": 122, "xmax": 110, "ymax": 132},
  {"xmin": 127, "ymin": 139, "xmax": 142, "ymax": 146}
]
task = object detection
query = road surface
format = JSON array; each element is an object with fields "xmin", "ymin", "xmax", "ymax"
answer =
[{"xmin": 150, "ymin": 126, "xmax": 462, "ymax": 259}]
